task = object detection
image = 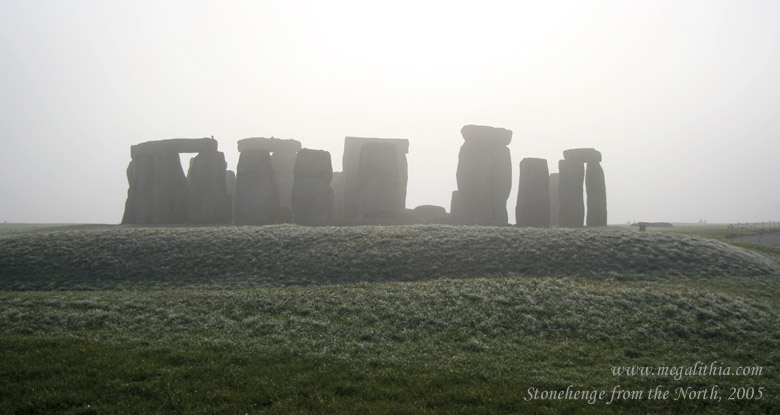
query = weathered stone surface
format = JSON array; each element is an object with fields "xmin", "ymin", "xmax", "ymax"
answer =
[
  {"xmin": 225, "ymin": 170, "xmax": 236, "ymax": 198},
  {"xmin": 342, "ymin": 137, "xmax": 408, "ymax": 223},
  {"xmin": 515, "ymin": 158, "xmax": 550, "ymax": 227},
  {"xmin": 292, "ymin": 149, "xmax": 333, "ymax": 226},
  {"xmin": 187, "ymin": 151, "xmax": 231, "ymax": 224},
  {"xmin": 121, "ymin": 153, "xmax": 189, "ymax": 224},
  {"xmin": 563, "ymin": 148, "xmax": 602, "ymax": 164},
  {"xmin": 330, "ymin": 172, "xmax": 345, "ymax": 225},
  {"xmin": 130, "ymin": 137, "xmax": 217, "ymax": 158},
  {"xmin": 293, "ymin": 149, "xmax": 333, "ymax": 180},
  {"xmin": 549, "ymin": 173, "xmax": 560, "ymax": 226},
  {"xmin": 585, "ymin": 162, "xmax": 607, "ymax": 226},
  {"xmin": 413, "ymin": 205, "xmax": 448, "ymax": 221},
  {"xmin": 460, "ymin": 125, "xmax": 512, "ymax": 146},
  {"xmin": 558, "ymin": 159, "xmax": 585, "ymax": 227},
  {"xmin": 455, "ymin": 141, "xmax": 512, "ymax": 225},
  {"xmin": 271, "ymin": 151, "xmax": 297, "ymax": 210},
  {"xmin": 358, "ymin": 142, "xmax": 401, "ymax": 219},
  {"xmin": 237, "ymin": 137, "xmax": 302, "ymax": 154},
  {"xmin": 450, "ymin": 190, "xmax": 463, "ymax": 218},
  {"xmin": 234, "ymin": 149, "xmax": 280, "ymax": 225}
]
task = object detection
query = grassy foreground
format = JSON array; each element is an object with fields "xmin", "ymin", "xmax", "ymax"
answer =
[
  {"xmin": 1, "ymin": 225, "xmax": 777, "ymax": 290},
  {"xmin": 1, "ymin": 224, "xmax": 779, "ymax": 414}
]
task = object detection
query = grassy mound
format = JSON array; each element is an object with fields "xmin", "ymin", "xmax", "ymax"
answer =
[
  {"xmin": 2, "ymin": 276, "xmax": 779, "ymax": 413},
  {"xmin": 1, "ymin": 225, "xmax": 777, "ymax": 290}
]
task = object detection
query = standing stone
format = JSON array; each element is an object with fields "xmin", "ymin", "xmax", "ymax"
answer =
[
  {"xmin": 450, "ymin": 190, "xmax": 463, "ymax": 218},
  {"xmin": 292, "ymin": 149, "xmax": 333, "ymax": 226},
  {"xmin": 187, "ymin": 150, "xmax": 231, "ymax": 224},
  {"xmin": 342, "ymin": 137, "xmax": 408, "ymax": 223},
  {"xmin": 549, "ymin": 173, "xmax": 560, "ymax": 226},
  {"xmin": 237, "ymin": 138, "xmax": 302, "ymax": 212},
  {"xmin": 122, "ymin": 153, "xmax": 189, "ymax": 224},
  {"xmin": 558, "ymin": 159, "xmax": 585, "ymax": 227},
  {"xmin": 234, "ymin": 149, "xmax": 280, "ymax": 225},
  {"xmin": 271, "ymin": 151, "xmax": 298, "ymax": 211},
  {"xmin": 455, "ymin": 125, "xmax": 512, "ymax": 225},
  {"xmin": 586, "ymin": 162, "xmax": 607, "ymax": 226},
  {"xmin": 330, "ymin": 172, "xmax": 345, "ymax": 225},
  {"xmin": 358, "ymin": 142, "xmax": 400, "ymax": 219},
  {"xmin": 515, "ymin": 158, "xmax": 550, "ymax": 227},
  {"xmin": 121, "ymin": 160, "xmax": 140, "ymax": 224}
]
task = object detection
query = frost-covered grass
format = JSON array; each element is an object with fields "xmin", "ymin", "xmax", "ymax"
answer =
[
  {"xmin": 2, "ymin": 224, "xmax": 779, "ymax": 413},
  {"xmin": 2, "ymin": 276, "xmax": 780, "ymax": 414},
  {"xmin": 1, "ymin": 225, "xmax": 777, "ymax": 290}
]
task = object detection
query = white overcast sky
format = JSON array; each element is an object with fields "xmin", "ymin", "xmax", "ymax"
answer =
[{"xmin": 1, "ymin": 0, "xmax": 778, "ymax": 224}]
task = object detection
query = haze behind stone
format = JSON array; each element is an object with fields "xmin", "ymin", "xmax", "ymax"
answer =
[{"xmin": 1, "ymin": 1, "xmax": 779, "ymax": 224}]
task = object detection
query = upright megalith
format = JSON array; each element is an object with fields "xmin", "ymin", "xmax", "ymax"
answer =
[
  {"xmin": 234, "ymin": 149, "xmax": 280, "ymax": 225},
  {"xmin": 562, "ymin": 148, "xmax": 607, "ymax": 227},
  {"xmin": 271, "ymin": 151, "xmax": 298, "ymax": 211},
  {"xmin": 455, "ymin": 125, "xmax": 512, "ymax": 225},
  {"xmin": 122, "ymin": 137, "xmax": 221, "ymax": 224},
  {"xmin": 549, "ymin": 173, "xmax": 560, "ymax": 226},
  {"xmin": 237, "ymin": 137, "xmax": 302, "ymax": 211},
  {"xmin": 122, "ymin": 153, "xmax": 189, "ymax": 224},
  {"xmin": 342, "ymin": 137, "xmax": 409, "ymax": 224},
  {"xmin": 585, "ymin": 162, "xmax": 607, "ymax": 226},
  {"xmin": 292, "ymin": 149, "xmax": 333, "ymax": 226},
  {"xmin": 450, "ymin": 190, "xmax": 463, "ymax": 218},
  {"xmin": 515, "ymin": 158, "xmax": 550, "ymax": 227},
  {"xmin": 187, "ymin": 150, "xmax": 231, "ymax": 224},
  {"xmin": 358, "ymin": 142, "xmax": 401, "ymax": 220},
  {"xmin": 558, "ymin": 159, "xmax": 585, "ymax": 227}
]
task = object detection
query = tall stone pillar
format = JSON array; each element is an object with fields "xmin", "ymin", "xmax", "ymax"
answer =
[
  {"xmin": 358, "ymin": 142, "xmax": 401, "ymax": 220},
  {"xmin": 586, "ymin": 162, "xmax": 607, "ymax": 226},
  {"xmin": 342, "ymin": 137, "xmax": 409, "ymax": 224},
  {"xmin": 558, "ymin": 159, "xmax": 585, "ymax": 227},
  {"xmin": 123, "ymin": 137, "xmax": 217, "ymax": 224},
  {"xmin": 187, "ymin": 150, "xmax": 231, "ymax": 224},
  {"xmin": 292, "ymin": 149, "xmax": 333, "ymax": 226},
  {"xmin": 515, "ymin": 158, "xmax": 550, "ymax": 227},
  {"xmin": 562, "ymin": 148, "xmax": 605, "ymax": 227},
  {"xmin": 234, "ymin": 148, "xmax": 280, "ymax": 225},
  {"xmin": 455, "ymin": 125, "xmax": 512, "ymax": 225},
  {"xmin": 237, "ymin": 137, "xmax": 302, "ymax": 212}
]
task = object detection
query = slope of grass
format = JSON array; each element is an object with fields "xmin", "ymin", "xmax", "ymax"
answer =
[
  {"xmin": 2, "ymin": 276, "xmax": 779, "ymax": 414},
  {"xmin": 1, "ymin": 225, "xmax": 777, "ymax": 290},
  {"xmin": 2, "ymin": 224, "xmax": 779, "ymax": 413}
]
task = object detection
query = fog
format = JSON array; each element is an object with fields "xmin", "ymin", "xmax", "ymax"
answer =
[{"xmin": 1, "ymin": 1, "xmax": 778, "ymax": 224}]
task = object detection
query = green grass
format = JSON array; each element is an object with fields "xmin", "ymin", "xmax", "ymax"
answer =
[
  {"xmin": 1, "ymin": 225, "xmax": 777, "ymax": 290},
  {"xmin": 1, "ymin": 224, "xmax": 779, "ymax": 413}
]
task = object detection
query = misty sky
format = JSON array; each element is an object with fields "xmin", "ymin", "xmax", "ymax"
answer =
[{"xmin": 1, "ymin": 0, "xmax": 779, "ymax": 224}]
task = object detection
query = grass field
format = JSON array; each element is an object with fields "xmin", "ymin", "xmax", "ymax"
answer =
[{"xmin": 1, "ymin": 223, "xmax": 779, "ymax": 414}]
